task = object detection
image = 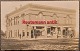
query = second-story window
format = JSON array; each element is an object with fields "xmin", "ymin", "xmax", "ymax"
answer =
[
  {"xmin": 13, "ymin": 16, "xmax": 20, "ymax": 25},
  {"xmin": 14, "ymin": 17, "xmax": 15, "ymax": 25},
  {"xmin": 6, "ymin": 19, "xmax": 9, "ymax": 27},
  {"xmin": 16, "ymin": 18, "xmax": 17, "ymax": 25},
  {"xmin": 21, "ymin": 13, "xmax": 25, "ymax": 17},
  {"xmin": 17, "ymin": 16, "xmax": 20, "ymax": 25},
  {"xmin": 9, "ymin": 19, "xmax": 10, "ymax": 26},
  {"xmin": 18, "ymin": 21, "xmax": 19, "ymax": 25},
  {"xmin": 11, "ymin": 18, "xmax": 12, "ymax": 26}
]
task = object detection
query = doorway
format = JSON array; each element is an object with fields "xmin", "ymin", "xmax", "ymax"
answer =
[{"xmin": 31, "ymin": 26, "xmax": 44, "ymax": 38}]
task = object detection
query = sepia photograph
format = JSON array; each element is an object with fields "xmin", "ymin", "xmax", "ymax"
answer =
[{"xmin": 1, "ymin": 1, "xmax": 79, "ymax": 50}]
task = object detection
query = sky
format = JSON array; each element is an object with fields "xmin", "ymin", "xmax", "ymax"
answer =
[{"xmin": 1, "ymin": 1, "xmax": 79, "ymax": 36}]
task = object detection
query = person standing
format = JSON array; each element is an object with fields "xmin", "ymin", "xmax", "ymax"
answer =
[
  {"xmin": 70, "ymin": 30, "xmax": 74, "ymax": 38},
  {"xmin": 20, "ymin": 34, "xmax": 21, "ymax": 39}
]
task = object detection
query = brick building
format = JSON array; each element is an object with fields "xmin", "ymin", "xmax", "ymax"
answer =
[{"xmin": 5, "ymin": 4, "xmax": 76, "ymax": 40}]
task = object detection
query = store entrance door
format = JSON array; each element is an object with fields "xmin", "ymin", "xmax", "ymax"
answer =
[
  {"xmin": 31, "ymin": 26, "xmax": 44, "ymax": 38},
  {"xmin": 31, "ymin": 30, "xmax": 34, "ymax": 38}
]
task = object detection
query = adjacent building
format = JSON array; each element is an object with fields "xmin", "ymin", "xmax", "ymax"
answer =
[{"xmin": 5, "ymin": 4, "xmax": 76, "ymax": 40}]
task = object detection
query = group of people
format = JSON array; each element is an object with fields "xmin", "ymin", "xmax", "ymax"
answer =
[
  {"xmin": 51, "ymin": 27, "xmax": 74, "ymax": 38},
  {"xmin": 63, "ymin": 28, "xmax": 74, "ymax": 38}
]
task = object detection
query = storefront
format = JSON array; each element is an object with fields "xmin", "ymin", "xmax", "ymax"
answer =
[
  {"xmin": 24, "ymin": 24, "xmax": 75, "ymax": 39},
  {"xmin": 6, "ymin": 4, "xmax": 76, "ymax": 40}
]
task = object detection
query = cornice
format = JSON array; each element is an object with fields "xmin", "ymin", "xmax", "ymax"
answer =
[{"xmin": 7, "ymin": 3, "xmax": 76, "ymax": 17}]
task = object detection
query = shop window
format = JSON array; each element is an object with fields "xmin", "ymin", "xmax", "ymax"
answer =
[
  {"xmin": 9, "ymin": 31, "xmax": 10, "ymax": 37},
  {"xmin": 51, "ymin": 27, "xmax": 55, "ymax": 31},
  {"xmin": 16, "ymin": 30, "xmax": 17, "ymax": 37},
  {"xmin": 36, "ymin": 26, "xmax": 44, "ymax": 29},
  {"xmin": 31, "ymin": 30, "xmax": 34, "ymax": 38},
  {"xmin": 63, "ymin": 27, "xmax": 69, "ymax": 38},
  {"xmin": 57, "ymin": 27, "xmax": 60, "ymax": 31},
  {"xmin": 51, "ymin": 27, "xmax": 56, "ymax": 35},
  {"xmin": 11, "ymin": 30, "xmax": 12, "ymax": 37},
  {"xmin": 57, "ymin": 27, "xmax": 61, "ymax": 34},
  {"xmin": 47, "ymin": 28, "xmax": 50, "ymax": 34},
  {"xmin": 63, "ymin": 29, "xmax": 66, "ymax": 35},
  {"xmin": 33, "ymin": 26, "xmax": 34, "ymax": 29},
  {"xmin": 23, "ymin": 32, "xmax": 25, "ymax": 36},
  {"xmin": 18, "ymin": 30, "xmax": 19, "ymax": 37}
]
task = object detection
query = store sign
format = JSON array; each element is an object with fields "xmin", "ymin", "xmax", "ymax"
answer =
[{"xmin": 22, "ymin": 19, "xmax": 57, "ymax": 24}]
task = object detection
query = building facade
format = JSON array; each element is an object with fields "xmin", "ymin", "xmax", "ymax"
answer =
[{"xmin": 5, "ymin": 4, "xmax": 76, "ymax": 40}]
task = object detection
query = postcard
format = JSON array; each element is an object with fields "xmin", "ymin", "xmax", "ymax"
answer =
[{"xmin": 1, "ymin": 1, "xmax": 79, "ymax": 50}]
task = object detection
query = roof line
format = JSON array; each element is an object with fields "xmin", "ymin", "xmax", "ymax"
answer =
[{"xmin": 7, "ymin": 3, "xmax": 76, "ymax": 16}]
